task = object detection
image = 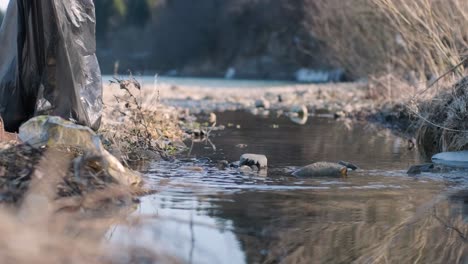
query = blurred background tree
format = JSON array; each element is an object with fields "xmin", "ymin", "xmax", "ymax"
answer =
[
  {"xmin": 94, "ymin": 0, "xmax": 324, "ymax": 80},
  {"xmin": 2, "ymin": 0, "xmax": 464, "ymax": 81}
]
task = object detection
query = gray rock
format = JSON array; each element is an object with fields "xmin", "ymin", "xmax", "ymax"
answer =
[
  {"xmin": 293, "ymin": 162, "xmax": 347, "ymax": 177},
  {"xmin": 289, "ymin": 105, "xmax": 309, "ymax": 125},
  {"xmin": 290, "ymin": 105, "xmax": 308, "ymax": 116},
  {"xmin": 289, "ymin": 114, "xmax": 308, "ymax": 125},
  {"xmin": 407, "ymin": 163, "xmax": 435, "ymax": 175},
  {"xmin": 255, "ymin": 99, "xmax": 270, "ymax": 109},
  {"xmin": 240, "ymin": 154, "xmax": 268, "ymax": 169}
]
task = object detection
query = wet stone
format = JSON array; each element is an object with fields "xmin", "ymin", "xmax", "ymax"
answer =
[
  {"xmin": 407, "ymin": 163, "xmax": 435, "ymax": 175},
  {"xmin": 240, "ymin": 154, "xmax": 268, "ymax": 169},
  {"xmin": 293, "ymin": 162, "xmax": 348, "ymax": 177},
  {"xmin": 239, "ymin": 166, "xmax": 253, "ymax": 173}
]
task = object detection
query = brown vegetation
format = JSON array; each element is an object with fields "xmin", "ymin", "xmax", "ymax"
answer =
[
  {"xmin": 307, "ymin": 0, "xmax": 468, "ymax": 153},
  {"xmin": 306, "ymin": 0, "xmax": 467, "ymax": 82},
  {"xmin": 101, "ymin": 77, "xmax": 187, "ymax": 163},
  {"xmin": 0, "ymin": 145, "xmax": 181, "ymax": 263},
  {"xmin": 417, "ymin": 77, "xmax": 468, "ymax": 157}
]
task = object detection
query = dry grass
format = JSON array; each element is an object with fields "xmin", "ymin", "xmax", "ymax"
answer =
[
  {"xmin": 373, "ymin": 0, "xmax": 467, "ymax": 78},
  {"xmin": 306, "ymin": 0, "xmax": 468, "ymax": 83},
  {"xmin": 416, "ymin": 77, "xmax": 468, "ymax": 157},
  {"xmin": 101, "ymin": 77, "xmax": 188, "ymax": 163},
  {"xmin": 307, "ymin": 0, "xmax": 468, "ymax": 152},
  {"xmin": 305, "ymin": 0, "xmax": 398, "ymax": 79}
]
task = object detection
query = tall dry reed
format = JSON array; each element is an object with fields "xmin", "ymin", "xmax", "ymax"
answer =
[{"xmin": 306, "ymin": 0, "xmax": 468, "ymax": 83}]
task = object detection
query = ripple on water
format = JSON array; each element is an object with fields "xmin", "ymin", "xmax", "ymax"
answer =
[{"xmin": 120, "ymin": 113, "xmax": 468, "ymax": 264}]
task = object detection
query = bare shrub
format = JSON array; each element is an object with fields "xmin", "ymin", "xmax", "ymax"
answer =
[{"xmin": 102, "ymin": 77, "xmax": 187, "ymax": 162}]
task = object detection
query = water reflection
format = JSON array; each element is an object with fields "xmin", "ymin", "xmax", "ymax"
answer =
[
  {"xmin": 188, "ymin": 112, "xmax": 421, "ymax": 170},
  {"xmin": 288, "ymin": 114, "xmax": 308, "ymax": 125},
  {"xmin": 109, "ymin": 194, "xmax": 246, "ymax": 264}
]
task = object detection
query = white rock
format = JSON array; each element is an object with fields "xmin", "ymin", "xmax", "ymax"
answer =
[
  {"xmin": 240, "ymin": 154, "xmax": 268, "ymax": 169},
  {"xmin": 432, "ymin": 151, "xmax": 468, "ymax": 168}
]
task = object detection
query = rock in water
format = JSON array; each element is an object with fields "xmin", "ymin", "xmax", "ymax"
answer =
[
  {"xmin": 19, "ymin": 116, "xmax": 142, "ymax": 186},
  {"xmin": 240, "ymin": 154, "xmax": 268, "ymax": 169},
  {"xmin": 290, "ymin": 105, "xmax": 308, "ymax": 116},
  {"xmin": 407, "ymin": 163, "xmax": 434, "ymax": 175},
  {"xmin": 288, "ymin": 105, "xmax": 309, "ymax": 125},
  {"xmin": 338, "ymin": 161, "xmax": 359, "ymax": 171},
  {"xmin": 293, "ymin": 162, "xmax": 347, "ymax": 177},
  {"xmin": 239, "ymin": 165, "xmax": 253, "ymax": 174},
  {"xmin": 432, "ymin": 151, "xmax": 468, "ymax": 168}
]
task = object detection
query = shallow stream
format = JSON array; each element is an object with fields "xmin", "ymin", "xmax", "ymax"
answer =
[{"xmin": 110, "ymin": 112, "xmax": 468, "ymax": 263}]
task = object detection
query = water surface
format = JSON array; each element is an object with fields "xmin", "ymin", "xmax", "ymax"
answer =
[{"xmin": 110, "ymin": 112, "xmax": 468, "ymax": 263}]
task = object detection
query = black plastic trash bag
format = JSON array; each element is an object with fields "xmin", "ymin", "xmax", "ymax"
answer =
[{"xmin": 0, "ymin": 0, "xmax": 102, "ymax": 132}]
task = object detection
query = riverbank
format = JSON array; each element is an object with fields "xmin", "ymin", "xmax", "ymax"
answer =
[{"xmin": 130, "ymin": 79, "xmax": 418, "ymax": 138}]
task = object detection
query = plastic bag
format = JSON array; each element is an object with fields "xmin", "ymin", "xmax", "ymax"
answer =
[{"xmin": 0, "ymin": 0, "xmax": 102, "ymax": 132}]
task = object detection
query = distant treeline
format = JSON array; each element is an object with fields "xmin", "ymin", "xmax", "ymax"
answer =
[
  {"xmin": 0, "ymin": 1, "xmax": 338, "ymax": 79},
  {"xmin": 0, "ymin": 9, "xmax": 4, "ymax": 25},
  {"xmin": 95, "ymin": 0, "xmax": 328, "ymax": 79}
]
